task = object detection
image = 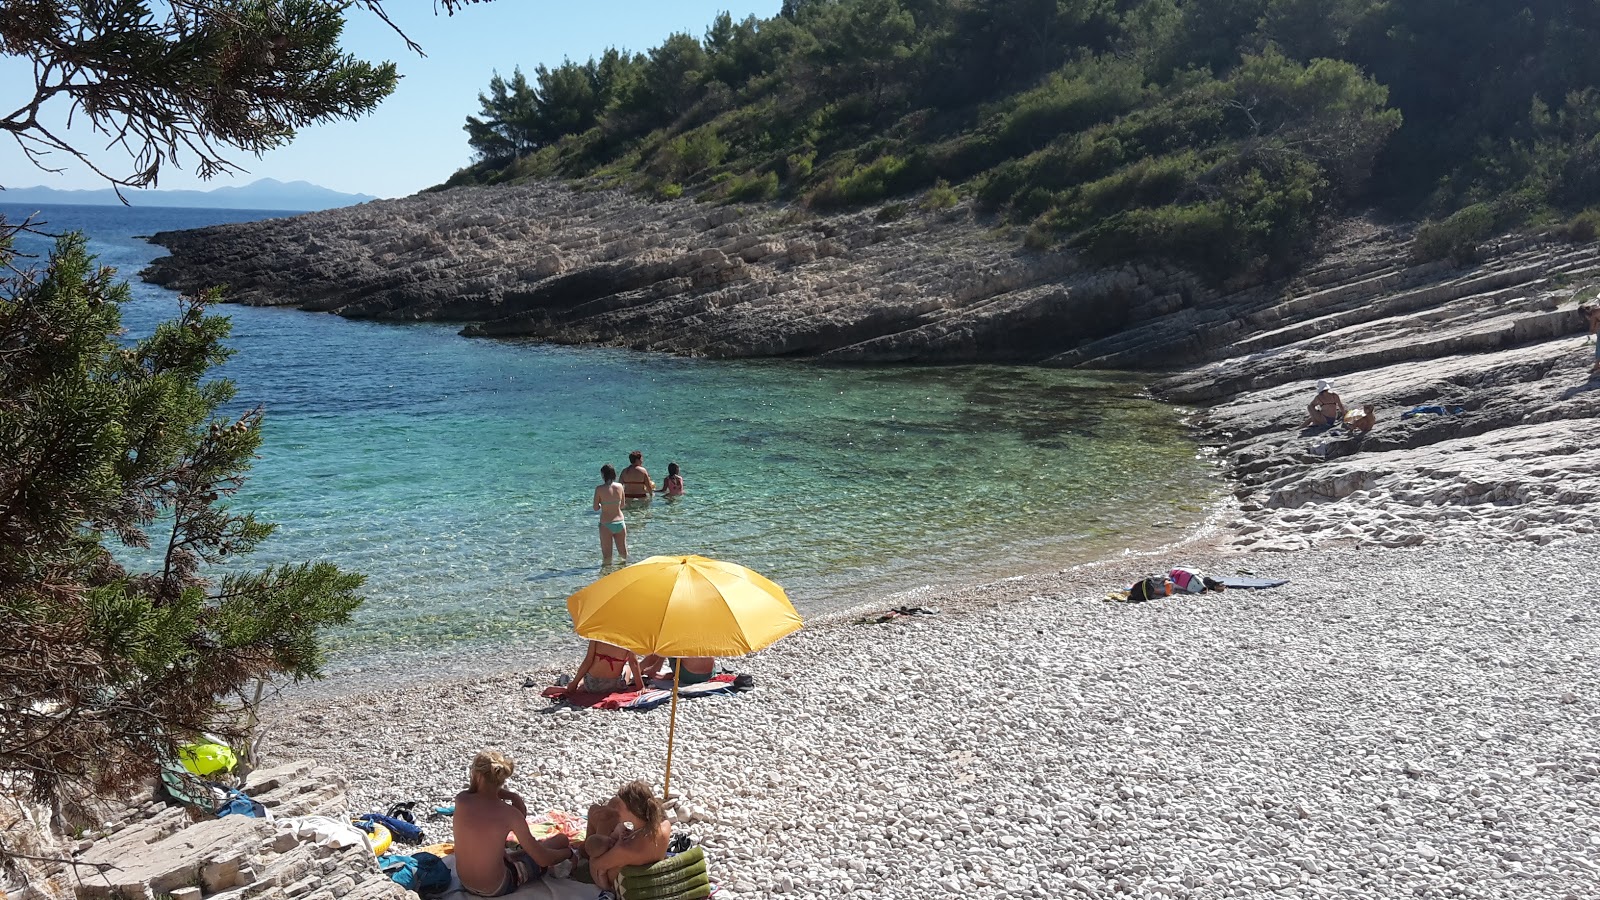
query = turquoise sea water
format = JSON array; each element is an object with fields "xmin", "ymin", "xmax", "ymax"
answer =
[{"xmin": 5, "ymin": 201, "xmax": 1218, "ymax": 677}]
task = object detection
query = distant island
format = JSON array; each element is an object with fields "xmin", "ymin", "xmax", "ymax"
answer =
[{"xmin": 1, "ymin": 177, "xmax": 376, "ymax": 211}]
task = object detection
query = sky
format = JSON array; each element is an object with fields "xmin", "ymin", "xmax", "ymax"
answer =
[{"xmin": 0, "ymin": 2, "xmax": 782, "ymax": 199}]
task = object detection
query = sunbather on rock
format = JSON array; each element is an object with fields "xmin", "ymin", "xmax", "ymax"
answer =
[
  {"xmin": 581, "ymin": 780, "xmax": 671, "ymax": 891},
  {"xmin": 453, "ymin": 750, "xmax": 571, "ymax": 897},
  {"xmin": 1344, "ymin": 404, "xmax": 1377, "ymax": 432},
  {"xmin": 1304, "ymin": 379, "xmax": 1347, "ymax": 427},
  {"xmin": 1584, "ymin": 303, "xmax": 1600, "ymax": 375}
]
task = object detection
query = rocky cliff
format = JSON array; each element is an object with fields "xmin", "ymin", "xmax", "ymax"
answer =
[
  {"xmin": 142, "ymin": 183, "xmax": 1600, "ymax": 551},
  {"xmin": 140, "ymin": 181, "xmax": 1199, "ymax": 363},
  {"xmin": 1141, "ymin": 221, "xmax": 1600, "ymax": 553}
]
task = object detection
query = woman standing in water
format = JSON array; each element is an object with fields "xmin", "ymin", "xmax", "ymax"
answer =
[{"xmin": 593, "ymin": 463, "xmax": 628, "ymax": 565}]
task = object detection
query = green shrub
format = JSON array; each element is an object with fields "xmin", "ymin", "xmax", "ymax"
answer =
[
  {"xmin": 723, "ymin": 171, "xmax": 779, "ymax": 203},
  {"xmin": 657, "ymin": 182, "xmax": 684, "ymax": 200},
  {"xmin": 922, "ymin": 179, "xmax": 959, "ymax": 210},
  {"xmin": 1566, "ymin": 208, "xmax": 1600, "ymax": 243},
  {"xmin": 1412, "ymin": 203, "xmax": 1496, "ymax": 263},
  {"xmin": 1022, "ymin": 222, "xmax": 1056, "ymax": 251},
  {"xmin": 785, "ymin": 149, "xmax": 815, "ymax": 182}
]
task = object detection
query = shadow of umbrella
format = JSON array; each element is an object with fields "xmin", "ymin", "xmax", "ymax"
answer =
[{"xmin": 565, "ymin": 555, "xmax": 803, "ymax": 797}]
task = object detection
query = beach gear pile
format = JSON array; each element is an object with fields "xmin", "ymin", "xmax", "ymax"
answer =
[{"xmin": 1111, "ymin": 567, "xmax": 1288, "ymax": 603}]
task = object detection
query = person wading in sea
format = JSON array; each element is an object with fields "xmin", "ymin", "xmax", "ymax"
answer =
[{"xmin": 620, "ymin": 450, "xmax": 654, "ymax": 502}]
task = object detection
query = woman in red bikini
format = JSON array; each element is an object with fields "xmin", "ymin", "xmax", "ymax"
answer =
[{"xmin": 562, "ymin": 641, "xmax": 645, "ymax": 695}]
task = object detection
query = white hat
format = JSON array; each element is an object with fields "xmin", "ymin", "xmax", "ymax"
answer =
[{"xmin": 1315, "ymin": 379, "xmax": 1331, "ymax": 392}]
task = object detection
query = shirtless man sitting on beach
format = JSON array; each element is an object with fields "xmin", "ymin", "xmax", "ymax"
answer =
[
  {"xmin": 580, "ymin": 780, "xmax": 672, "ymax": 892},
  {"xmin": 453, "ymin": 750, "xmax": 571, "ymax": 897},
  {"xmin": 1304, "ymin": 379, "xmax": 1347, "ymax": 427}
]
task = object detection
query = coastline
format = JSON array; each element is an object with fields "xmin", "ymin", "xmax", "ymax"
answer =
[
  {"xmin": 128, "ymin": 186, "xmax": 1600, "ymax": 898},
  {"xmin": 261, "ymin": 513, "xmax": 1599, "ymax": 899}
]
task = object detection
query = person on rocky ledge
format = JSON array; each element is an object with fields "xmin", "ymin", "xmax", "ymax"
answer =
[
  {"xmin": 1583, "ymin": 303, "xmax": 1600, "ymax": 376},
  {"xmin": 1344, "ymin": 404, "xmax": 1377, "ymax": 433},
  {"xmin": 1304, "ymin": 379, "xmax": 1347, "ymax": 428}
]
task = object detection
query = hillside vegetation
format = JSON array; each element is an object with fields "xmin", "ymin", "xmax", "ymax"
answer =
[{"xmin": 443, "ymin": 0, "xmax": 1600, "ymax": 283}]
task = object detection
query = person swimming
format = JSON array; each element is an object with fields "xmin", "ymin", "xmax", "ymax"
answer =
[
  {"xmin": 620, "ymin": 451, "xmax": 654, "ymax": 502},
  {"xmin": 658, "ymin": 462, "xmax": 685, "ymax": 497},
  {"xmin": 593, "ymin": 463, "xmax": 627, "ymax": 565}
]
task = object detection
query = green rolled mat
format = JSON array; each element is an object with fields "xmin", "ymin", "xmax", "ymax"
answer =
[
  {"xmin": 617, "ymin": 848, "xmax": 710, "ymax": 900},
  {"xmin": 617, "ymin": 872, "xmax": 710, "ymax": 900},
  {"xmin": 619, "ymin": 847, "xmax": 704, "ymax": 879}
]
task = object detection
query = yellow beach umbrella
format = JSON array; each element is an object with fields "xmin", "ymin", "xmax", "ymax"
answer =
[{"xmin": 566, "ymin": 555, "xmax": 803, "ymax": 797}]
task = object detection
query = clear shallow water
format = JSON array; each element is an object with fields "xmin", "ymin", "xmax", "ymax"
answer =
[{"xmin": 4, "ymin": 201, "xmax": 1219, "ymax": 675}]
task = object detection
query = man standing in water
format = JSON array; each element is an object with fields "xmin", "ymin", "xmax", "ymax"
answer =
[{"xmin": 620, "ymin": 450, "xmax": 655, "ymax": 501}]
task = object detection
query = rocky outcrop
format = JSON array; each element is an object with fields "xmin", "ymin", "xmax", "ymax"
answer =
[
  {"xmin": 2, "ymin": 761, "xmax": 409, "ymax": 900},
  {"xmin": 140, "ymin": 183, "xmax": 1600, "ymax": 549},
  {"xmin": 1137, "ymin": 221, "xmax": 1600, "ymax": 551},
  {"xmin": 140, "ymin": 181, "xmax": 1200, "ymax": 363}
]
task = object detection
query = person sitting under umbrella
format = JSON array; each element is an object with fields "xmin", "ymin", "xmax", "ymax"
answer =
[
  {"xmin": 640, "ymin": 655, "xmax": 721, "ymax": 686},
  {"xmin": 579, "ymin": 780, "xmax": 671, "ymax": 892},
  {"xmin": 562, "ymin": 640, "xmax": 646, "ymax": 695}
]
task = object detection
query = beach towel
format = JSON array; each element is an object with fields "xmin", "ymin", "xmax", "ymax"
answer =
[
  {"xmin": 540, "ymin": 685, "xmax": 645, "ymax": 709},
  {"xmin": 434, "ymin": 854, "xmax": 604, "ymax": 900},
  {"xmin": 1216, "ymin": 577, "xmax": 1289, "ymax": 589},
  {"xmin": 543, "ymin": 676, "xmax": 736, "ymax": 711},
  {"xmin": 527, "ymin": 811, "xmax": 587, "ymax": 844},
  {"xmin": 1400, "ymin": 405, "xmax": 1464, "ymax": 419}
]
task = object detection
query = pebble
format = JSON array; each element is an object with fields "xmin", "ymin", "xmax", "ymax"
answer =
[{"xmin": 263, "ymin": 537, "xmax": 1600, "ymax": 900}]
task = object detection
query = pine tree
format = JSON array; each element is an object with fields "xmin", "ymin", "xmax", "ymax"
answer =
[{"xmin": 0, "ymin": 235, "xmax": 365, "ymax": 805}]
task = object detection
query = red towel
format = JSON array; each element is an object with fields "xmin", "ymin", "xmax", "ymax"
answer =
[
  {"xmin": 539, "ymin": 686, "xmax": 642, "ymax": 709},
  {"xmin": 541, "ymin": 673, "xmax": 737, "ymax": 709}
]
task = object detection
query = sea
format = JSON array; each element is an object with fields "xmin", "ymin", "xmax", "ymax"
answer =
[{"xmin": 2, "ymin": 201, "xmax": 1219, "ymax": 682}]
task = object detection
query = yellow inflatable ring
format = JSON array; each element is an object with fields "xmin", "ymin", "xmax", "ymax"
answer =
[{"xmin": 363, "ymin": 822, "xmax": 393, "ymax": 856}]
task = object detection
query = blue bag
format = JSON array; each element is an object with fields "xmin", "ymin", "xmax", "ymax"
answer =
[
  {"xmin": 379, "ymin": 853, "xmax": 451, "ymax": 896},
  {"xmin": 359, "ymin": 811, "xmax": 425, "ymax": 845},
  {"xmin": 214, "ymin": 787, "xmax": 267, "ymax": 819}
]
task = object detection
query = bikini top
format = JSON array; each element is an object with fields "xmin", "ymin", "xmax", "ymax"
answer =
[
  {"xmin": 620, "ymin": 468, "xmax": 653, "ymax": 495},
  {"xmin": 594, "ymin": 648, "xmax": 629, "ymax": 673}
]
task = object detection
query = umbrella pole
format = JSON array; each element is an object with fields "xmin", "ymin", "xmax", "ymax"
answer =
[{"xmin": 663, "ymin": 665, "xmax": 681, "ymax": 800}]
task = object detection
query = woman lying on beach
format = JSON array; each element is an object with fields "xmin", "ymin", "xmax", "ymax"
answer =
[
  {"xmin": 453, "ymin": 750, "xmax": 572, "ymax": 897},
  {"xmin": 581, "ymin": 780, "xmax": 671, "ymax": 891},
  {"xmin": 563, "ymin": 640, "xmax": 646, "ymax": 695},
  {"xmin": 640, "ymin": 655, "xmax": 719, "ymax": 685}
]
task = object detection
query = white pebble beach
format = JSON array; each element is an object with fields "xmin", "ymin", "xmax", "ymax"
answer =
[{"xmin": 263, "ymin": 525, "xmax": 1600, "ymax": 900}]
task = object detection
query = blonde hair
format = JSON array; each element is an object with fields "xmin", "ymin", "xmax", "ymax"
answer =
[
  {"xmin": 470, "ymin": 749, "xmax": 514, "ymax": 792},
  {"xmin": 616, "ymin": 779, "xmax": 665, "ymax": 831}
]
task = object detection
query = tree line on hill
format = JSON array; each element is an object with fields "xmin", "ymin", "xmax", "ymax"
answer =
[{"xmin": 449, "ymin": 0, "xmax": 1600, "ymax": 282}]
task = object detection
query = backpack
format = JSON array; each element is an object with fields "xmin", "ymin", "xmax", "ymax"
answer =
[
  {"xmin": 359, "ymin": 811, "xmax": 425, "ymax": 845},
  {"xmin": 1169, "ymin": 566, "xmax": 1226, "ymax": 593},
  {"xmin": 1169, "ymin": 566, "xmax": 1207, "ymax": 593},
  {"xmin": 380, "ymin": 852, "xmax": 452, "ymax": 897},
  {"xmin": 1126, "ymin": 576, "xmax": 1171, "ymax": 603}
]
